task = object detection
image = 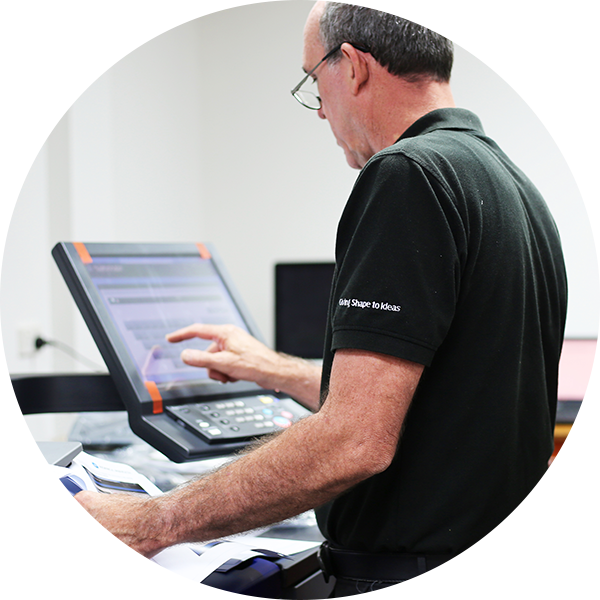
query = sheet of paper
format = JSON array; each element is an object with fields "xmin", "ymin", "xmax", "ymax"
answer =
[
  {"xmin": 232, "ymin": 535, "xmax": 321, "ymax": 556},
  {"xmin": 52, "ymin": 459, "xmax": 265, "ymax": 583},
  {"xmin": 51, "ymin": 453, "xmax": 321, "ymax": 583},
  {"xmin": 151, "ymin": 543, "xmax": 262, "ymax": 583},
  {"xmin": 72, "ymin": 452, "xmax": 163, "ymax": 496}
]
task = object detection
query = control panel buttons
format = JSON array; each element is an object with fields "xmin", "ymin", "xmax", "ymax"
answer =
[
  {"xmin": 165, "ymin": 395, "xmax": 310, "ymax": 444},
  {"xmin": 273, "ymin": 416, "xmax": 292, "ymax": 428}
]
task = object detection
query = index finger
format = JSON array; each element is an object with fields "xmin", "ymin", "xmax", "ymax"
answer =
[{"xmin": 165, "ymin": 323, "xmax": 229, "ymax": 343}]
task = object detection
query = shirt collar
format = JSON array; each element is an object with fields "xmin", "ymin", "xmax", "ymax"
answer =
[{"xmin": 398, "ymin": 108, "xmax": 485, "ymax": 142}]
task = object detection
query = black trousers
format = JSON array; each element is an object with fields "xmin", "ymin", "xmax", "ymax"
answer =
[{"xmin": 328, "ymin": 536, "xmax": 571, "ymax": 600}]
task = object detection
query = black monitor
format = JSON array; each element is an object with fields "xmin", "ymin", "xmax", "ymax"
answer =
[
  {"xmin": 275, "ymin": 262, "xmax": 335, "ymax": 359},
  {"xmin": 53, "ymin": 242, "xmax": 311, "ymax": 462}
]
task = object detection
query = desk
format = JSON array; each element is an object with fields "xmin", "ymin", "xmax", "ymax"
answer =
[{"xmin": 550, "ymin": 424, "xmax": 592, "ymax": 469}]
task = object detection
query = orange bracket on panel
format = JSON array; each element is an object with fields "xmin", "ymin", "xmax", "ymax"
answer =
[
  {"xmin": 196, "ymin": 243, "xmax": 212, "ymax": 259},
  {"xmin": 73, "ymin": 242, "xmax": 93, "ymax": 264},
  {"xmin": 145, "ymin": 381, "xmax": 163, "ymax": 414}
]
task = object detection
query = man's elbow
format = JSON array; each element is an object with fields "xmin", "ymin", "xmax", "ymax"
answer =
[{"xmin": 346, "ymin": 436, "xmax": 397, "ymax": 481}]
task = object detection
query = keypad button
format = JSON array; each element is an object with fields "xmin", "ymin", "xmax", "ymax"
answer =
[
  {"xmin": 259, "ymin": 396, "xmax": 274, "ymax": 404},
  {"xmin": 171, "ymin": 395, "xmax": 303, "ymax": 442}
]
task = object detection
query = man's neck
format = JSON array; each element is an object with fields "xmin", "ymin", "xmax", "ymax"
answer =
[{"xmin": 369, "ymin": 78, "xmax": 456, "ymax": 153}]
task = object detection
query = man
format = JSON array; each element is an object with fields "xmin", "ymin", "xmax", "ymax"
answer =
[{"xmin": 76, "ymin": 2, "xmax": 567, "ymax": 596}]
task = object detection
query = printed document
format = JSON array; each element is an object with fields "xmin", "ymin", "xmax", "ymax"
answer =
[{"xmin": 52, "ymin": 452, "xmax": 319, "ymax": 583}]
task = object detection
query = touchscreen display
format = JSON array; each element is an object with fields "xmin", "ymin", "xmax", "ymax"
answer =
[
  {"xmin": 85, "ymin": 254, "xmax": 249, "ymax": 393},
  {"xmin": 53, "ymin": 242, "xmax": 313, "ymax": 461}
]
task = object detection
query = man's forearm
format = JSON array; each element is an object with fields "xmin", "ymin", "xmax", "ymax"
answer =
[
  {"xmin": 153, "ymin": 346, "xmax": 420, "ymax": 551},
  {"xmin": 271, "ymin": 354, "xmax": 322, "ymax": 411},
  {"xmin": 150, "ymin": 408, "xmax": 374, "ymax": 551},
  {"xmin": 78, "ymin": 398, "xmax": 387, "ymax": 558},
  {"xmin": 75, "ymin": 350, "xmax": 420, "ymax": 558}
]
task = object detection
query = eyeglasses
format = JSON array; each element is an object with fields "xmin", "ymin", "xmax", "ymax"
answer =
[{"xmin": 291, "ymin": 43, "xmax": 369, "ymax": 110}]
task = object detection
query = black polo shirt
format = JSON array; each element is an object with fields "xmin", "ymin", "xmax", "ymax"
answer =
[{"xmin": 316, "ymin": 108, "xmax": 567, "ymax": 555}]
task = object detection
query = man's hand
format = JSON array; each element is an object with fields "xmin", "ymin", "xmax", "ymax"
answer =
[
  {"xmin": 73, "ymin": 349, "xmax": 423, "ymax": 556},
  {"xmin": 166, "ymin": 324, "xmax": 281, "ymax": 387},
  {"xmin": 166, "ymin": 324, "xmax": 321, "ymax": 410},
  {"xmin": 74, "ymin": 491, "xmax": 171, "ymax": 558}
]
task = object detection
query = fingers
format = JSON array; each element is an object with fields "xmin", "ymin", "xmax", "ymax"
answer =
[
  {"xmin": 166, "ymin": 323, "xmax": 239, "ymax": 379},
  {"xmin": 166, "ymin": 323, "xmax": 231, "ymax": 344},
  {"xmin": 180, "ymin": 348, "xmax": 218, "ymax": 368},
  {"xmin": 166, "ymin": 323, "xmax": 268, "ymax": 387},
  {"xmin": 180, "ymin": 348, "xmax": 238, "ymax": 383},
  {"xmin": 208, "ymin": 369, "xmax": 238, "ymax": 384}
]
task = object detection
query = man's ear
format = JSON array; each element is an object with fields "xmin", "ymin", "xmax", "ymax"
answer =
[{"xmin": 340, "ymin": 42, "xmax": 370, "ymax": 95}]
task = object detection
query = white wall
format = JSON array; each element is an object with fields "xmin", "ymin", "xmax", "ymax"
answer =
[
  {"xmin": 448, "ymin": 0, "xmax": 600, "ymax": 337},
  {"xmin": 2, "ymin": 1, "xmax": 597, "ymax": 439}
]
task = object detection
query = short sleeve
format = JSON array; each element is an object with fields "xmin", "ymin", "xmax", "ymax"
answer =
[{"xmin": 330, "ymin": 152, "xmax": 466, "ymax": 366}]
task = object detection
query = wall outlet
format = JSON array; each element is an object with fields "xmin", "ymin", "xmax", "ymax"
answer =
[{"xmin": 17, "ymin": 323, "xmax": 42, "ymax": 357}]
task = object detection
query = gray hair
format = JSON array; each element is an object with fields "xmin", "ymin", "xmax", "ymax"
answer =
[{"xmin": 319, "ymin": 3, "xmax": 453, "ymax": 82}]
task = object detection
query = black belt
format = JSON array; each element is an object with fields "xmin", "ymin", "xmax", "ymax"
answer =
[{"xmin": 319, "ymin": 520, "xmax": 552, "ymax": 588}]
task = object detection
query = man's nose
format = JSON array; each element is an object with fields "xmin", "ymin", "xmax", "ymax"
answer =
[{"xmin": 317, "ymin": 106, "xmax": 327, "ymax": 120}]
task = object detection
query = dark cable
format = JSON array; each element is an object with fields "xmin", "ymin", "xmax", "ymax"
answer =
[{"xmin": 34, "ymin": 336, "xmax": 106, "ymax": 372}]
